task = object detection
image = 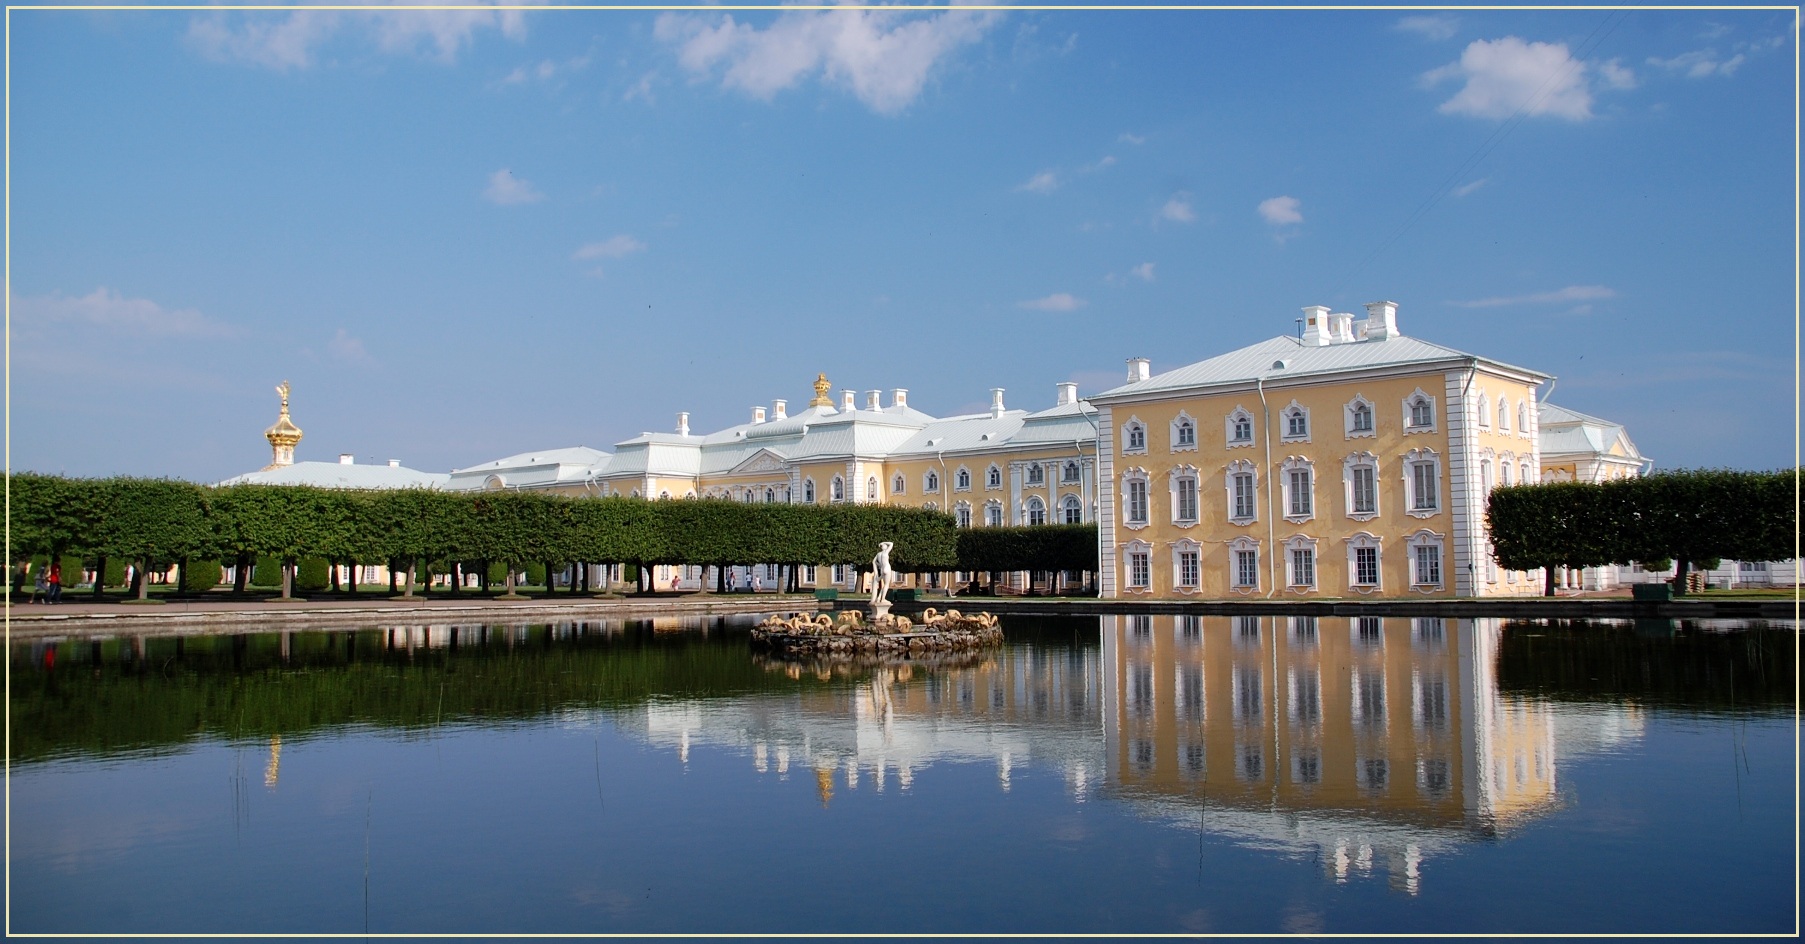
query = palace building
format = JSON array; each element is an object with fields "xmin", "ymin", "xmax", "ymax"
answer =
[{"xmin": 223, "ymin": 299, "xmax": 1660, "ymax": 598}]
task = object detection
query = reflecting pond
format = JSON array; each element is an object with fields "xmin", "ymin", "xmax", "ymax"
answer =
[{"xmin": 8, "ymin": 613, "xmax": 1796, "ymax": 935}]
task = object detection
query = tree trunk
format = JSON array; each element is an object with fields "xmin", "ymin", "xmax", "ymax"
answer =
[
  {"xmin": 405, "ymin": 560, "xmax": 417, "ymax": 599},
  {"xmin": 1673, "ymin": 556, "xmax": 1691, "ymax": 597},
  {"xmin": 579, "ymin": 563, "xmax": 589, "ymax": 594},
  {"xmin": 138, "ymin": 558, "xmax": 152, "ymax": 601},
  {"xmin": 717, "ymin": 565, "xmax": 727, "ymax": 594},
  {"xmin": 480, "ymin": 561, "xmax": 491, "ymax": 594},
  {"xmin": 232, "ymin": 553, "xmax": 249, "ymax": 595},
  {"xmin": 450, "ymin": 562, "xmax": 461, "ymax": 594},
  {"xmin": 349, "ymin": 561, "xmax": 359, "ymax": 595},
  {"xmin": 389, "ymin": 561, "xmax": 398, "ymax": 594},
  {"xmin": 95, "ymin": 554, "xmax": 110, "ymax": 598},
  {"xmin": 281, "ymin": 560, "xmax": 294, "ymax": 599},
  {"xmin": 505, "ymin": 566, "xmax": 516, "ymax": 596},
  {"xmin": 1543, "ymin": 565, "xmax": 1557, "ymax": 597},
  {"xmin": 331, "ymin": 561, "xmax": 341, "ymax": 593}
]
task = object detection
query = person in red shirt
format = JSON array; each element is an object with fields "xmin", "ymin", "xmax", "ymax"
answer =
[{"xmin": 47, "ymin": 561, "xmax": 63, "ymax": 604}]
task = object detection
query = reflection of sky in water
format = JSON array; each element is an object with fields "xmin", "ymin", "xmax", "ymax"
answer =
[{"xmin": 7, "ymin": 615, "xmax": 1793, "ymax": 934}]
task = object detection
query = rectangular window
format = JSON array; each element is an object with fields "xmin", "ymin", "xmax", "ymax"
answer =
[
  {"xmin": 1415, "ymin": 544, "xmax": 1442, "ymax": 585},
  {"xmin": 1288, "ymin": 469, "xmax": 1312, "ymax": 517},
  {"xmin": 1351, "ymin": 466, "xmax": 1376, "ymax": 514},
  {"xmin": 1127, "ymin": 480, "xmax": 1149, "ymax": 524},
  {"xmin": 1232, "ymin": 472, "xmax": 1255, "ymax": 520},
  {"xmin": 832, "ymin": 564, "xmax": 848, "ymax": 585},
  {"xmin": 1290, "ymin": 547, "xmax": 1315, "ymax": 587},
  {"xmin": 1354, "ymin": 546, "xmax": 1379, "ymax": 586},
  {"xmin": 1176, "ymin": 477, "xmax": 1198, "ymax": 522},
  {"xmin": 1178, "ymin": 550, "xmax": 1199, "ymax": 588},
  {"xmin": 1128, "ymin": 552, "xmax": 1150, "ymax": 589},
  {"xmin": 1412, "ymin": 462, "xmax": 1439, "ymax": 511},
  {"xmin": 1234, "ymin": 549, "xmax": 1258, "ymax": 588}
]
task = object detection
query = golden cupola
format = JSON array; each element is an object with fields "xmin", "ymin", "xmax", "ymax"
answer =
[
  {"xmin": 809, "ymin": 372, "xmax": 833, "ymax": 408},
  {"xmin": 262, "ymin": 380, "xmax": 303, "ymax": 470}
]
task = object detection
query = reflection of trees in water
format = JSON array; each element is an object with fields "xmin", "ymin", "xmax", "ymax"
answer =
[
  {"xmin": 9, "ymin": 615, "xmax": 1103, "ymax": 764},
  {"xmin": 1494, "ymin": 620, "xmax": 1794, "ymax": 713}
]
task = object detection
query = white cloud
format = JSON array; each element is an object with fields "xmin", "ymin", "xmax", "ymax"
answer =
[
  {"xmin": 11, "ymin": 287, "xmax": 240, "ymax": 337},
  {"xmin": 501, "ymin": 54, "xmax": 592, "ymax": 87},
  {"xmin": 1087, "ymin": 155, "xmax": 1116, "ymax": 171},
  {"xmin": 1117, "ymin": 132, "xmax": 1145, "ymax": 145},
  {"xmin": 1257, "ymin": 195, "xmax": 1303, "ymax": 226},
  {"xmin": 1452, "ymin": 177, "xmax": 1489, "ymax": 197},
  {"xmin": 1017, "ymin": 170, "xmax": 1059, "ymax": 193},
  {"xmin": 1597, "ymin": 58, "xmax": 1638, "ymax": 89},
  {"xmin": 1018, "ymin": 293, "xmax": 1086, "ymax": 312},
  {"xmin": 1647, "ymin": 49, "xmax": 1746, "ymax": 78},
  {"xmin": 1130, "ymin": 262, "xmax": 1155, "ymax": 282},
  {"xmin": 654, "ymin": 8, "xmax": 997, "ymax": 115},
  {"xmin": 483, "ymin": 168, "xmax": 544, "ymax": 206},
  {"xmin": 1396, "ymin": 14, "xmax": 1459, "ymax": 42},
  {"xmin": 328, "ymin": 328, "xmax": 372, "ymax": 364},
  {"xmin": 1452, "ymin": 285, "xmax": 1616, "ymax": 308},
  {"xmin": 188, "ymin": 6, "xmax": 524, "ymax": 70},
  {"xmin": 1422, "ymin": 36, "xmax": 1598, "ymax": 121},
  {"xmin": 623, "ymin": 71, "xmax": 657, "ymax": 103},
  {"xmin": 1158, "ymin": 192, "xmax": 1195, "ymax": 224},
  {"xmin": 572, "ymin": 236, "xmax": 646, "ymax": 260}
]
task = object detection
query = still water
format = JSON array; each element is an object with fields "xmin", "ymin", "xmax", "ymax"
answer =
[{"xmin": 9, "ymin": 614, "xmax": 1796, "ymax": 935}]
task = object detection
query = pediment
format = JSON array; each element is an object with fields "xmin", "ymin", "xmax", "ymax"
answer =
[{"xmin": 728, "ymin": 448, "xmax": 791, "ymax": 476}]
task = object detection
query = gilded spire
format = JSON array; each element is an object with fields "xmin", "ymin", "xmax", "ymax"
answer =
[
  {"xmin": 262, "ymin": 380, "xmax": 303, "ymax": 470},
  {"xmin": 809, "ymin": 372, "xmax": 833, "ymax": 408}
]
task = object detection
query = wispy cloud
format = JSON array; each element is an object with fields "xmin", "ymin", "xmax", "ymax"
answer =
[
  {"xmin": 1422, "ymin": 36, "xmax": 1613, "ymax": 121},
  {"xmin": 1452, "ymin": 177, "xmax": 1489, "ymax": 197},
  {"xmin": 188, "ymin": 5, "xmax": 525, "ymax": 70},
  {"xmin": 1019, "ymin": 292, "xmax": 1086, "ymax": 312},
  {"xmin": 327, "ymin": 328, "xmax": 372, "ymax": 364},
  {"xmin": 1647, "ymin": 49, "xmax": 1746, "ymax": 78},
  {"xmin": 1117, "ymin": 132, "xmax": 1145, "ymax": 145},
  {"xmin": 11, "ymin": 287, "xmax": 241, "ymax": 337},
  {"xmin": 483, "ymin": 168, "xmax": 543, "ymax": 205},
  {"xmin": 573, "ymin": 235, "xmax": 646, "ymax": 260},
  {"xmin": 1130, "ymin": 262, "xmax": 1155, "ymax": 282},
  {"xmin": 500, "ymin": 54, "xmax": 591, "ymax": 87},
  {"xmin": 622, "ymin": 71, "xmax": 657, "ymax": 103},
  {"xmin": 654, "ymin": 8, "xmax": 996, "ymax": 115},
  {"xmin": 1017, "ymin": 170, "xmax": 1059, "ymax": 194},
  {"xmin": 1158, "ymin": 192, "xmax": 1195, "ymax": 224},
  {"xmin": 1257, "ymin": 195, "xmax": 1302, "ymax": 226},
  {"xmin": 1452, "ymin": 285, "xmax": 1616, "ymax": 308},
  {"xmin": 1396, "ymin": 14, "xmax": 1459, "ymax": 42}
]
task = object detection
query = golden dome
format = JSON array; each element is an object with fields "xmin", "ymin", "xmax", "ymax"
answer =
[
  {"xmin": 262, "ymin": 381, "xmax": 303, "ymax": 469},
  {"xmin": 809, "ymin": 372, "xmax": 833, "ymax": 408}
]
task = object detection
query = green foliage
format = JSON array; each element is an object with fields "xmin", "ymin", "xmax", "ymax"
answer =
[
  {"xmin": 102, "ymin": 557, "xmax": 127, "ymax": 588},
  {"xmin": 295, "ymin": 557, "xmax": 330, "ymax": 593},
  {"xmin": 486, "ymin": 560, "xmax": 508, "ymax": 584},
  {"xmin": 957, "ymin": 524, "xmax": 1099, "ymax": 573},
  {"xmin": 525, "ymin": 562, "xmax": 547, "ymax": 586},
  {"xmin": 180, "ymin": 559, "xmax": 223, "ymax": 593},
  {"xmin": 251, "ymin": 555, "xmax": 283, "ymax": 587}
]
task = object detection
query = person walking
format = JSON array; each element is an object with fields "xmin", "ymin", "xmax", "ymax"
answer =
[
  {"xmin": 30, "ymin": 568, "xmax": 49, "ymax": 604},
  {"xmin": 47, "ymin": 561, "xmax": 63, "ymax": 604}
]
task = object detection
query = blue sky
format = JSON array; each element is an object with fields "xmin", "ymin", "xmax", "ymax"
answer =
[{"xmin": 7, "ymin": 6, "xmax": 1796, "ymax": 481}]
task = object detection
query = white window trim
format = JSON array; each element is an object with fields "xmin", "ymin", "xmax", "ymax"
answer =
[
  {"xmin": 1169, "ymin": 464, "xmax": 1201, "ymax": 528},
  {"xmin": 1224, "ymin": 406, "xmax": 1256, "ymax": 449},
  {"xmin": 892, "ymin": 474, "xmax": 906, "ymax": 495},
  {"xmin": 1228, "ymin": 536, "xmax": 1261, "ymax": 595},
  {"xmin": 1283, "ymin": 534, "xmax": 1319, "ymax": 594},
  {"xmin": 1403, "ymin": 387, "xmax": 1439, "ymax": 435},
  {"xmin": 803, "ymin": 478, "xmax": 816, "ymax": 504},
  {"xmin": 1344, "ymin": 394, "xmax": 1377, "ymax": 440},
  {"xmin": 954, "ymin": 466, "xmax": 972, "ymax": 492},
  {"xmin": 983, "ymin": 499, "xmax": 1004, "ymax": 527},
  {"xmin": 1518, "ymin": 402, "xmax": 1533, "ymax": 439},
  {"xmin": 1225, "ymin": 458, "xmax": 1258, "ymax": 527},
  {"xmin": 954, "ymin": 500, "xmax": 972, "ymax": 528},
  {"xmin": 1406, "ymin": 529, "xmax": 1446, "ymax": 593},
  {"xmin": 1061, "ymin": 494, "xmax": 1083, "ymax": 524},
  {"xmin": 1342, "ymin": 451, "xmax": 1381, "ymax": 522},
  {"xmin": 1280, "ymin": 455, "xmax": 1316, "ymax": 524},
  {"xmin": 1345, "ymin": 531, "xmax": 1383, "ymax": 595},
  {"xmin": 1121, "ymin": 416, "xmax": 1149, "ymax": 455},
  {"xmin": 1402, "ymin": 447, "xmax": 1442, "ymax": 519},
  {"xmin": 1280, "ymin": 399, "xmax": 1312, "ymax": 443},
  {"xmin": 985, "ymin": 464, "xmax": 1004, "ymax": 490},
  {"xmin": 1123, "ymin": 539, "xmax": 1154, "ymax": 593},
  {"xmin": 1120, "ymin": 467, "xmax": 1152, "ymax": 531},
  {"xmin": 1476, "ymin": 390, "xmax": 1492, "ymax": 429},
  {"xmin": 1170, "ymin": 411, "xmax": 1199, "ymax": 453},
  {"xmin": 831, "ymin": 475, "xmax": 845, "ymax": 503},
  {"xmin": 867, "ymin": 476, "xmax": 879, "ymax": 503},
  {"xmin": 1497, "ymin": 398, "xmax": 1512, "ymax": 433},
  {"xmin": 923, "ymin": 470, "xmax": 940, "ymax": 493},
  {"xmin": 1171, "ymin": 538, "xmax": 1203, "ymax": 594},
  {"xmin": 1062, "ymin": 460, "xmax": 1082, "ymax": 484},
  {"xmin": 1025, "ymin": 495, "xmax": 1047, "ymax": 526},
  {"xmin": 1025, "ymin": 464, "xmax": 1045, "ymax": 485}
]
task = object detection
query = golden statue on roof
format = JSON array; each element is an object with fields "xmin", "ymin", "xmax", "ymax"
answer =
[
  {"xmin": 262, "ymin": 379, "xmax": 303, "ymax": 470},
  {"xmin": 809, "ymin": 372, "xmax": 833, "ymax": 408}
]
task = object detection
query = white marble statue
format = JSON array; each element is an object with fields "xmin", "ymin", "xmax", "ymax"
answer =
[{"xmin": 869, "ymin": 541, "xmax": 896, "ymax": 607}]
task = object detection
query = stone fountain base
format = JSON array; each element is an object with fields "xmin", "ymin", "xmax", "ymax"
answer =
[{"xmin": 750, "ymin": 608, "xmax": 1002, "ymax": 658}]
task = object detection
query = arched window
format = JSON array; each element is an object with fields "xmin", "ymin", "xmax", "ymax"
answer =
[
  {"xmin": 986, "ymin": 465, "xmax": 1002, "ymax": 489},
  {"xmin": 1405, "ymin": 390, "xmax": 1436, "ymax": 431},
  {"xmin": 1026, "ymin": 464, "xmax": 1044, "ymax": 485},
  {"xmin": 659, "ymin": 491, "xmax": 671, "ymax": 500},
  {"xmin": 1226, "ymin": 407, "xmax": 1255, "ymax": 447},
  {"xmin": 1346, "ymin": 396, "xmax": 1375, "ymax": 438},
  {"xmin": 924, "ymin": 470, "xmax": 939, "ymax": 492},
  {"xmin": 1062, "ymin": 494, "xmax": 1083, "ymax": 524},
  {"xmin": 1498, "ymin": 398, "xmax": 1511, "ymax": 433},
  {"xmin": 803, "ymin": 479, "xmax": 816, "ymax": 503},
  {"xmin": 892, "ymin": 474, "xmax": 905, "ymax": 495},
  {"xmin": 1062, "ymin": 460, "xmax": 1081, "ymax": 483},
  {"xmin": 1026, "ymin": 496, "xmax": 1046, "ymax": 525},
  {"xmin": 955, "ymin": 467, "xmax": 971, "ymax": 491},
  {"xmin": 954, "ymin": 501, "xmax": 972, "ymax": 528},
  {"xmin": 1282, "ymin": 402, "xmax": 1310, "ymax": 442},
  {"xmin": 867, "ymin": 477, "xmax": 878, "ymax": 502},
  {"xmin": 1172, "ymin": 413, "xmax": 1197, "ymax": 451},
  {"xmin": 1477, "ymin": 392, "xmax": 1492, "ymax": 428},
  {"xmin": 1122, "ymin": 418, "xmax": 1148, "ymax": 453},
  {"xmin": 831, "ymin": 476, "xmax": 845, "ymax": 502},
  {"xmin": 984, "ymin": 501, "xmax": 1004, "ymax": 527},
  {"xmin": 765, "ymin": 488, "xmax": 775, "ymax": 503},
  {"xmin": 1518, "ymin": 402, "xmax": 1529, "ymax": 434}
]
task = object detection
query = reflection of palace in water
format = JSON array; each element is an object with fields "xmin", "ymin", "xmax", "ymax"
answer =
[{"xmin": 618, "ymin": 616, "xmax": 1644, "ymax": 893}]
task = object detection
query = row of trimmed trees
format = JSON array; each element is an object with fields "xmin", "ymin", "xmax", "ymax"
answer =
[
  {"xmin": 8, "ymin": 474, "xmax": 961, "ymax": 598},
  {"xmin": 1486, "ymin": 469, "xmax": 1797, "ymax": 596}
]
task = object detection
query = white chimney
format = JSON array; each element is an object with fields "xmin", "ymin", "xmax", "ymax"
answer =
[
  {"xmin": 841, "ymin": 389, "xmax": 856, "ymax": 412},
  {"xmin": 1057, "ymin": 382, "xmax": 1078, "ymax": 406},
  {"xmin": 892, "ymin": 388, "xmax": 908, "ymax": 409},
  {"xmin": 772, "ymin": 399, "xmax": 787, "ymax": 420},
  {"xmin": 1364, "ymin": 300, "xmax": 1401, "ymax": 340},
  {"xmin": 866, "ymin": 390, "xmax": 881, "ymax": 411},
  {"xmin": 339, "ymin": 453, "xmax": 354, "ymax": 465},
  {"xmin": 387, "ymin": 458, "xmax": 400, "ymax": 468},
  {"xmin": 1300, "ymin": 305, "xmax": 1332, "ymax": 346},
  {"xmin": 1126, "ymin": 357, "xmax": 1151, "ymax": 383},
  {"xmin": 1330, "ymin": 311, "xmax": 1356, "ymax": 343},
  {"xmin": 990, "ymin": 388, "xmax": 1006, "ymax": 417},
  {"xmin": 751, "ymin": 406, "xmax": 767, "ymax": 424},
  {"xmin": 677, "ymin": 412, "xmax": 690, "ymax": 436}
]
